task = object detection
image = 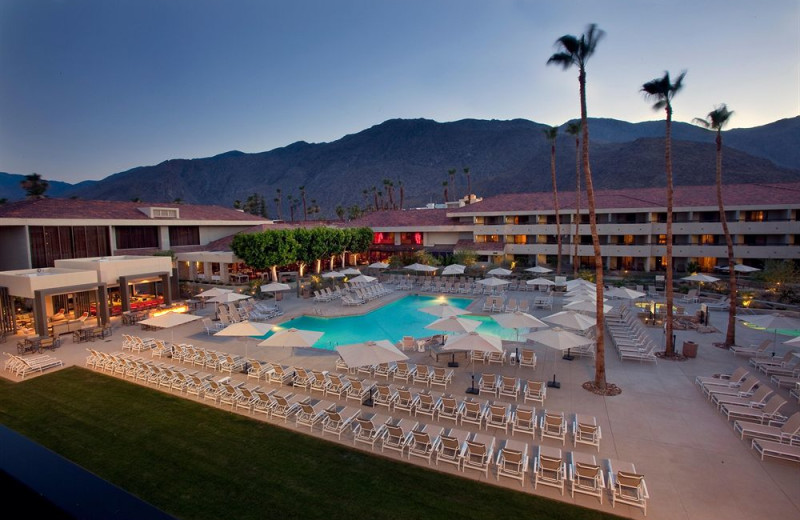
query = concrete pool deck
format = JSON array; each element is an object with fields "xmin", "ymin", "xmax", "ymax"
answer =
[{"xmin": 3, "ymin": 287, "xmax": 799, "ymax": 520}]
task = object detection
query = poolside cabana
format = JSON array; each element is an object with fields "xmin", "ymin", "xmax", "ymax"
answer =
[{"xmin": 0, "ymin": 267, "xmax": 108, "ymax": 337}]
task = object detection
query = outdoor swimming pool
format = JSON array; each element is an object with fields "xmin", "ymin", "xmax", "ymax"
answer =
[{"xmin": 260, "ymin": 295, "xmax": 519, "ymax": 350}]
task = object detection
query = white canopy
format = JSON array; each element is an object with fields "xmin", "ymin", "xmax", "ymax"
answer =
[
  {"xmin": 526, "ymin": 327, "xmax": 594, "ymax": 351},
  {"xmin": 525, "ymin": 266, "xmax": 553, "ymax": 273},
  {"xmin": 441, "ymin": 264, "xmax": 466, "ymax": 276},
  {"xmin": 195, "ymin": 287, "xmax": 233, "ymax": 299},
  {"xmin": 606, "ymin": 287, "xmax": 646, "ymax": 300},
  {"xmin": 477, "ymin": 277, "xmax": 510, "ymax": 287},
  {"xmin": 441, "ymin": 331, "xmax": 503, "ymax": 354},
  {"xmin": 368, "ymin": 262, "xmax": 390, "ymax": 269},
  {"xmin": 347, "ymin": 275, "xmax": 377, "ymax": 284},
  {"xmin": 404, "ymin": 263, "xmax": 439, "ymax": 272},
  {"xmin": 419, "ymin": 303, "xmax": 470, "ymax": 319},
  {"xmin": 682, "ymin": 273, "xmax": 720, "ymax": 283},
  {"xmin": 340, "ymin": 268, "xmax": 361, "ymax": 276},
  {"xmin": 260, "ymin": 282, "xmax": 291, "ymax": 293},
  {"xmin": 335, "ymin": 340, "xmax": 408, "ymax": 368},
  {"xmin": 492, "ymin": 311, "xmax": 548, "ymax": 331},
  {"xmin": 487, "ymin": 267, "xmax": 513, "ymax": 277},
  {"xmin": 542, "ymin": 310, "xmax": 595, "ymax": 331},
  {"xmin": 563, "ymin": 299, "xmax": 613, "ymax": 314},
  {"xmin": 526, "ymin": 277, "xmax": 555, "ymax": 286},
  {"xmin": 208, "ymin": 292, "xmax": 251, "ymax": 303},
  {"xmin": 257, "ymin": 328, "xmax": 324, "ymax": 348},
  {"xmin": 139, "ymin": 312, "xmax": 202, "ymax": 329},
  {"xmin": 322, "ymin": 271, "xmax": 345, "ymax": 279},
  {"xmin": 425, "ymin": 316, "xmax": 481, "ymax": 334},
  {"xmin": 214, "ymin": 320, "xmax": 274, "ymax": 337}
]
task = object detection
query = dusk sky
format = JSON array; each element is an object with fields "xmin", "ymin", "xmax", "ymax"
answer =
[{"xmin": 1, "ymin": 0, "xmax": 798, "ymax": 184}]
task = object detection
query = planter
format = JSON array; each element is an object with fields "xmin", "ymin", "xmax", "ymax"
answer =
[{"xmin": 682, "ymin": 341, "xmax": 698, "ymax": 358}]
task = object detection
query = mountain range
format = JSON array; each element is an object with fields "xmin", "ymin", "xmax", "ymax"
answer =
[{"xmin": 2, "ymin": 116, "xmax": 798, "ymax": 218}]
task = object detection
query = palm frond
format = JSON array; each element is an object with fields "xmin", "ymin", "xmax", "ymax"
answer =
[
  {"xmin": 546, "ymin": 52, "xmax": 575, "ymax": 69},
  {"xmin": 542, "ymin": 126, "xmax": 559, "ymax": 141}
]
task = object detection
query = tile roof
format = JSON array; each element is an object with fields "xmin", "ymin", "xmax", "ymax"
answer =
[
  {"xmin": 450, "ymin": 181, "xmax": 800, "ymax": 214},
  {"xmin": 348, "ymin": 208, "xmax": 470, "ymax": 228},
  {"xmin": 0, "ymin": 198, "xmax": 269, "ymax": 222}
]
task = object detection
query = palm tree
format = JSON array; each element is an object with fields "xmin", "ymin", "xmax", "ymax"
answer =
[
  {"xmin": 383, "ymin": 179, "xmax": 395, "ymax": 209},
  {"xmin": 299, "ymin": 186, "xmax": 307, "ymax": 221},
  {"xmin": 463, "ymin": 167, "xmax": 471, "ymax": 202},
  {"xmin": 20, "ymin": 173, "xmax": 49, "ymax": 199},
  {"xmin": 442, "ymin": 181, "xmax": 449, "ymax": 203},
  {"xmin": 447, "ymin": 168, "xmax": 456, "ymax": 201},
  {"xmin": 642, "ymin": 70, "xmax": 686, "ymax": 358},
  {"xmin": 275, "ymin": 188, "xmax": 283, "ymax": 221},
  {"xmin": 398, "ymin": 179, "xmax": 405, "ymax": 210},
  {"xmin": 543, "ymin": 126, "xmax": 562, "ymax": 275},
  {"xmin": 565, "ymin": 121, "xmax": 582, "ymax": 276},
  {"xmin": 547, "ymin": 23, "xmax": 608, "ymax": 392},
  {"xmin": 371, "ymin": 186, "xmax": 378, "ymax": 212},
  {"xmin": 335, "ymin": 205, "xmax": 345, "ymax": 221},
  {"xmin": 694, "ymin": 104, "xmax": 736, "ymax": 347}
]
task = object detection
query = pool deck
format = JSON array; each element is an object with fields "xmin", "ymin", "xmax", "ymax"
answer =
[{"xmin": 3, "ymin": 287, "xmax": 799, "ymax": 520}]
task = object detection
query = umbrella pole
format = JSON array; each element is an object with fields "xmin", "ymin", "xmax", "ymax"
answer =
[
  {"xmin": 547, "ymin": 348, "xmax": 561, "ymax": 389},
  {"xmin": 364, "ymin": 385, "xmax": 375, "ymax": 407},
  {"xmin": 562, "ymin": 348, "xmax": 574, "ymax": 361},
  {"xmin": 466, "ymin": 372, "xmax": 479, "ymax": 395}
]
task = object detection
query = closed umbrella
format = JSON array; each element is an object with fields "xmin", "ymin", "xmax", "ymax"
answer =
[
  {"xmin": 441, "ymin": 331, "xmax": 503, "ymax": 394},
  {"xmin": 526, "ymin": 327, "xmax": 593, "ymax": 389},
  {"xmin": 335, "ymin": 340, "xmax": 408, "ymax": 406},
  {"xmin": 487, "ymin": 267, "xmax": 513, "ymax": 277}
]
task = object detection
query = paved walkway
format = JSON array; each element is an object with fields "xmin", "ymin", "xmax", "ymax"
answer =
[{"xmin": 3, "ymin": 288, "xmax": 799, "ymax": 520}]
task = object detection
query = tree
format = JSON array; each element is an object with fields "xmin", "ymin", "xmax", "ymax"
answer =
[
  {"xmin": 347, "ymin": 205, "xmax": 364, "ymax": 220},
  {"xmin": 335, "ymin": 205, "xmax": 346, "ymax": 221},
  {"xmin": 372, "ymin": 186, "xmax": 378, "ymax": 212},
  {"xmin": 398, "ymin": 180, "xmax": 405, "ymax": 210},
  {"xmin": 231, "ymin": 229, "xmax": 299, "ymax": 282},
  {"xmin": 565, "ymin": 120, "xmax": 582, "ymax": 276},
  {"xmin": 642, "ymin": 70, "xmax": 686, "ymax": 358},
  {"xmin": 274, "ymin": 188, "xmax": 283, "ymax": 221},
  {"xmin": 383, "ymin": 179, "xmax": 395, "ymax": 209},
  {"xmin": 131, "ymin": 197, "xmax": 142, "ymax": 203},
  {"xmin": 233, "ymin": 200, "xmax": 241, "ymax": 209},
  {"xmin": 694, "ymin": 104, "xmax": 736, "ymax": 347},
  {"xmin": 543, "ymin": 126, "xmax": 562, "ymax": 275},
  {"xmin": 463, "ymin": 167, "xmax": 471, "ymax": 202},
  {"xmin": 442, "ymin": 181, "xmax": 449, "ymax": 204},
  {"xmin": 21, "ymin": 173, "xmax": 49, "ymax": 199},
  {"xmin": 548, "ymin": 23, "xmax": 610, "ymax": 392},
  {"xmin": 453, "ymin": 249, "xmax": 478, "ymax": 266},
  {"xmin": 447, "ymin": 168, "xmax": 456, "ymax": 201},
  {"xmin": 299, "ymin": 186, "xmax": 308, "ymax": 221}
]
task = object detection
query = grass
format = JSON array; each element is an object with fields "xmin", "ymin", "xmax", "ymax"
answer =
[{"xmin": 0, "ymin": 367, "xmax": 623, "ymax": 520}]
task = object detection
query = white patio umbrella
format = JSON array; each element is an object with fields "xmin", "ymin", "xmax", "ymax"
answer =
[
  {"xmin": 526, "ymin": 327, "xmax": 593, "ymax": 388},
  {"xmin": 335, "ymin": 339, "xmax": 408, "ymax": 405},
  {"xmin": 543, "ymin": 310, "xmax": 596, "ymax": 332},
  {"xmin": 720, "ymin": 264, "xmax": 760, "ymax": 273},
  {"xmin": 257, "ymin": 327, "xmax": 324, "ymax": 358},
  {"xmin": 441, "ymin": 331, "xmax": 503, "ymax": 394},
  {"xmin": 341, "ymin": 267, "xmax": 362, "ymax": 276},
  {"xmin": 566, "ymin": 278, "xmax": 596, "ymax": 290},
  {"xmin": 425, "ymin": 316, "xmax": 481, "ymax": 335},
  {"xmin": 195, "ymin": 287, "xmax": 232, "ymax": 299},
  {"xmin": 260, "ymin": 282, "xmax": 291, "ymax": 301},
  {"xmin": 487, "ymin": 267, "xmax": 513, "ymax": 277},
  {"xmin": 784, "ymin": 335, "xmax": 800, "ymax": 346},
  {"xmin": 215, "ymin": 320, "xmax": 275, "ymax": 361},
  {"xmin": 682, "ymin": 273, "xmax": 720, "ymax": 283},
  {"xmin": 564, "ymin": 299, "xmax": 613, "ymax": 314},
  {"xmin": 404, "ymin": 263, "xmax": 439, "ymax": 273},
  {"xmin": 208, "ymin": 292, "xmax": 251, "ymax": 304},
  {"xmin": 527, "ymin": 277, "xmax": 555, "ymax": 287},
  {"xmin": 606, "ymin": 287, "xmax": 647, "ymax": 300},
  {"xmin": 418, "ymin": 302, "xmax": 470, "ymax": 319},
  {"xmin": 737, "ymin": 314, "xmax": 800, "ymax": 354},
  {"xmin": 321, "ymin": 271, "xmax": 345, "ymax": 279},
  {"xmin": 348, "ymin": 274, "xmax": 376, "ymax": 284},
  {"xmin": 368, "ymin": 261, "xmax": 390, "ymax": 269},
  {"xmin": 477, "ymin": 277, "xmax": 510, "ymax": 287},
  {"xmin": 138, "ymin": 312, "xmax": 203, "ymax": 344},
  {"xmin": 526, "ymin": 266, "xmax": 553, "ymax": 274},
  {"xmin": 441, "ymin": 264, "xmax": 466, "ymax": 276},
  {"xmin": 492, "ymin": 311, "xmax": 548, "ymax": 341}
]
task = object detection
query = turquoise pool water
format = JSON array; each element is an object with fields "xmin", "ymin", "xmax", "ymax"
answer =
[{"xmin": 260, "ymin": 295, "xmax": 520, "ymax": 350}]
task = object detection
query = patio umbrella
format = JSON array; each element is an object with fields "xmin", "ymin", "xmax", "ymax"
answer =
[
  {"xmin": 527, "ymin": 277, "xmax": 555, "ymax": 288},
  {"xmin": 335, "ymin": 340, "xmax": 408, "ymax": 406},
  {"xmin": 564, "ymin": 299, "xmax": 612, "ymax": 314},
  {"xmin": 526, "ymin": 266, "xmax": 553, "ymax": 274},
  {"xmin": 526, "ymin": 327, "xmax": 593, "ymax": 388},
  {"xmin": 195, "ymin": 287, "xmax": 232, "ymax": 299},
  {"xmin": 491, "ymin": 311, "xmax": 548, "ymax": 341},
  {"xmin": 737, "ymin": 314, "xmax": 800, "ymax": 354},
  {"xmin": 321, "ymin": 271, "xmax": 345, "ymax": 279},
  {"xmin": 606, "ymin": 287, "xmax": 646, "ymax": 300},
  {"xmin": 260, "ymin": 282, "xmax": 291, "ymax": 301},
  {"xmin": 418, "ymin": 302, "xmax": 470, "ymax": 319},
  {"xmin": 215, "ymin": 320, "xmax": 275, "ymax": 362},
  {"xmin": 425, "ymin": 315, "xmax": 482, "ymax": 367},
  {"xmin": 348, "ymin": 274, "xmax": 376, "ymax": 284},
  {"xmin": 682, "ymin": 273, "xmax": 720, "ymax": 283},
  {"xmin": 368, "ymin": 262, "xmax": 390, "ymax": 269},
  {"xmin": 208, "ymin": 292, "xmax": 251, "ymax": 304},
  {"xmin": 487, "ymin": 267, "xmax": 513, "ymax": 277},
  {"xmin": 720, "ymin": 264, "xmax": 760, "ymax": 273},
  {"xmin": 566, "ymin": 278, "xmax": 596, "ymax": 291},
  {"xmin": 477, "ymin": 277, "xmax": 510, "ymax": 287},
  {"xmin": 404, "ymin": 263, "xmax": 439, "ymax": 273},
  {"xmin": 784, "ymin": 335, "xmax": 800, "ymax": 346},
  {"xmin": 441, "ymin": 264, "xmax": 466, "ymax": 276},
  {"xmin": 138, "ymin": 312, "xmax": 202, "ymax": 344},
  {"xmin": 341, "ymin": 267, "xmax": 362, "ymax": 276},
  {"xmin": 542, "ymin": 310, "xmax": 595, "ymax": 360},
  {"xmin": 257, "ymin": 327, "xmax": 324, "ymax": 357},
  {"xmin": 441, "ymin": 331, "xmax": 503, "ymax": 394}
]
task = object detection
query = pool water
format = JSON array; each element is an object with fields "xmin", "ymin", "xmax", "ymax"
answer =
[{"xmin": 260, "ymin": 295, "xmax": 520, "ymax": 350}]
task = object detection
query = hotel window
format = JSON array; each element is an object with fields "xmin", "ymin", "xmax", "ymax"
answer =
[
  {"xmin": 373, "ymin": 232, "xmax": 394, "ymax": 244},
  {"xmin": 746, "ymin": 211, "xmax": 764, "ymax": 222},
  {"xmin": 507, "ymin": 235, "xmax": 527, "ymax": 244},
  {"xmin": 115, "ymin": 226, "xmax": 159, "ymax": 249},
  {"xmin": 700, "ymin": 234, "xmax": 715, "ymax": 245},
  {"xmin": 623, "ymin": 235, "xmax": 634, "ymax": 245},
  {"xmin": 505, "ymin": 216, "xmax": 519, "ymax": 225},
  {"xmin": 400, "ymin": 232, "xmax": 423, "ymax": 245},
  {"xmin": 29, "ymin": 225, "xmax": 111, "ymax": 268},
  {"xmin": 656, "ymin": 234, "xmax": 667, "ymax": 245},
  {"xmin": 168, "ymin": 226, "xmax": 200, "ymax": 246},
  {"xmin": 474, "ymin": 216, "xmax": 485, "ymax": 225}
]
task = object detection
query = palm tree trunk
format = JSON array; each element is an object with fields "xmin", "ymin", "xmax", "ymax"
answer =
[
  {"xmin": 550, "ymin": 141, "xmax": 562, "ymax": 275},
  {"xmin": 717, "ymin": 132, "xmax": 737, "ymax": 346},
  {"xmin": 573, "ymin": 136, "xmax": 581, "ymax": 277},
  {"xmin": 664, "ymin": 110, "xmax": 675, "ymax": 356},
  {"xmin": 579, "ymin": 69, "xmax": 606, "ymax": 389}
]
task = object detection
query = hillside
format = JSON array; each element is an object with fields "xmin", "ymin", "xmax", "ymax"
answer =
[{"xmin": 6, "ymin": 116, "xmax": 798, "ymax": 217}]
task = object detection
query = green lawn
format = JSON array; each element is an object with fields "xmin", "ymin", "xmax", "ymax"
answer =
[{"xmin": 0, "ymin": 367, "xmax": 623, "ymax": 520}]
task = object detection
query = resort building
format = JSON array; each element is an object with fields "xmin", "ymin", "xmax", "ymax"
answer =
[{"xmin": 352, "ymin": 181, "xmax": 800, "ymax": 272}]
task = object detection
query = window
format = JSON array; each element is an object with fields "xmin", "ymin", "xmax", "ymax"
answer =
[
  {"xmin": 168, "ymin": 226, "xmax": 200, "ymax": 246},
  {"xmin": 115, "ymin": 226, "xmax": 159, "ymax": 249},
  {"xmin": 373, "ymin": 232, "xmax": 394, "ymax": 244},
  {"xmin": 28, "ymin": 226, "xmax": 111, "ymax": 268},
  {"xmin": 746, "ymin": 211, "xmax": 764, "ymax": 222},
  {"xmin": 400, "ymin": 232, "xmax": 423, "ymax": 245}
]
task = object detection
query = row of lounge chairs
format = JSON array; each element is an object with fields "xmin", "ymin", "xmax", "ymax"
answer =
[
  {"xmin": 605, "ymin": 305, "xmax": 659, "ymax": 363},
  {"xmin": 3, "ymin": 352, "xmax": 64, "ymax": 379}
]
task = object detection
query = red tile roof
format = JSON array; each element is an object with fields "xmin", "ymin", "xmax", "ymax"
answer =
[
  {"xmin": 348, "ymin": 208, "xmax": 470, "ymax": 228},
  {"xmin": 450, "ymin": 182, "xmax": 800, "ymax": 213},
  {"xmin": 0, "ymin": 198, "xmax": 269, "ymax": 222}
]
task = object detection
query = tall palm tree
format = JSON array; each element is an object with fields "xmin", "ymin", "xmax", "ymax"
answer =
[
  {"xmin": 547, "ymin": 23, "xmax": 608, "ymax": 391},
  {"xmin": 299, "ymin": 186, "xmax": 307, "ymax": 221},
  {"xmin": 398, "ymin": 179, "xmax": 405, "ymax": 210},
  {"xmin": 447, "ymin": 168, "xmax": 456, "ymax": 201},
  {"xmin": 543, "ymin": 126, "xmax": 562, "ymax": 275},
  {"xmin": 275, "ymin": 188, "xmax": 283, "ymax": 221},
  {"xmin": 642, "ymin": 70, "xmax": 686, "ymax": 358},
  {"xmin": 21, "ymin": 173, "xmax": 49, "ymax": 199},
  {"xmin": 442, "ymin": 181, "xmax": 449, "ymax": 204},
  {"xmin": 694, "ymin": 104, "xmax": 736, "ymax": 347},
  {"xmin": 565, "ymin": 121, "xmax": 582, "ymax": 276},
  {"xmin": 463, "ymin": 167, "xmax": 471, "ymax": 202}
]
